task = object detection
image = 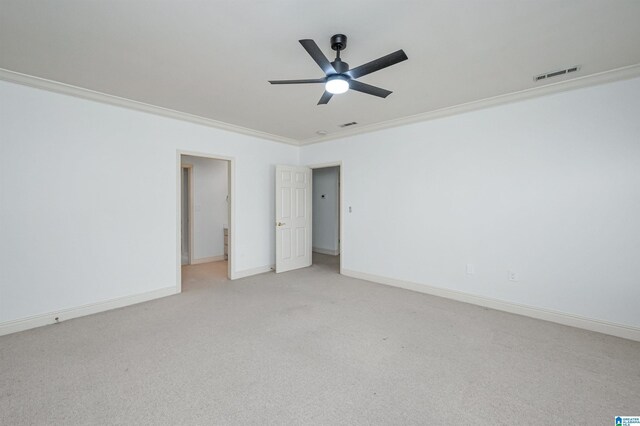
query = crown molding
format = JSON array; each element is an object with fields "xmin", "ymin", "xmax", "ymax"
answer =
[
  {"xmin": 300, "ymin": 63, "xmax": 640, "ymax": 145},
  {"xmin": 0, "ymin": 68, "xmax": 300, "ymax": 146},
  {"xmin": 3, "ymin": 64, "xmax": 640, "ymax": 148}
]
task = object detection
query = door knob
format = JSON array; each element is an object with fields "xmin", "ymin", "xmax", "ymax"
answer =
[{"xmin": 277, "ymin": 222, "xmax": 286, "ymax": 226}]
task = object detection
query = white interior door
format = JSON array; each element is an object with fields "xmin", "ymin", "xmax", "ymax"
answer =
[{"xmin": 276, "ymin": 165, "xmax": 312, "ymax": 273}]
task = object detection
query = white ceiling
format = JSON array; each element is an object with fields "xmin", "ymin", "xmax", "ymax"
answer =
[{"xmin": 2, "ymin": 0, "xmax": 640, "ymax": 144}]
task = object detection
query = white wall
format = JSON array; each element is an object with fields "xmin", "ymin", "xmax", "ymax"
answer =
[
  {"xmin": 2, "ymin": 75, "xmax": 640, "ymax": 335},
  {"xmin": 0, "ymin": 80, "xmax": 297, "ymax": 325},
  {"xmin": 301, "ymin": 76, "xmax": 640, "ymax": 329},
  {"xmin": 182, "ymin": 156, "xmax": 228, "ymax": 261},
  {"xmin": 312, "ymin": 167, "xmax": 339, "ymax": 255}
]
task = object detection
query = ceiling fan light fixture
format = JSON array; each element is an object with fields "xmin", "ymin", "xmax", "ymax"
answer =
[
  {"xmin": 325, "ymin": 76, "xmax": 349, "ymax": 94},
  {"xmin": 269, "ymin": 35, "xmax": 407, "ymax": 104}
]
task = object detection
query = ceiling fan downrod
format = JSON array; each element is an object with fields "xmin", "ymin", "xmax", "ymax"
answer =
[{"xmin": 330, "ymin": 34, "xmax": 348, "ymax": 72}]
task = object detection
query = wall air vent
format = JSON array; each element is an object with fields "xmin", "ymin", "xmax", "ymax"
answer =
[
  {"xmin": 534, "ymin": 66, "xmax": 580, "ymax": 82},
  {"xmin": 339, "ymin": 121, "xmax": 358, "ymax": 128}
]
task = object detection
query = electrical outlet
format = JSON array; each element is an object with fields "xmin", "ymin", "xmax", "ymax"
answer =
[
  {"xmin": 466, "ymin": 264, "xmax": 475, "ymax": 275},
  {"xmin": 508, "ymin": 271, "xmax": 519, "ymax": 282}
]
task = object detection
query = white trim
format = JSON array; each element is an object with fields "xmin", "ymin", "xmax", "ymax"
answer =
[
  {"xmin": 312, "ymin": 247, "xmax": 340, "ymax": 256},
  {"xmin": 0, "ymin": 68, "xmax": 298, "ymax": 146},
  {"xmin": 300, "ymin": 63, "xmax": 640, "ymax": 145},
  {"xmin": 342, "ymin": 269, "xmax": 640, "ymax": 342},
  {"xmin": 231, "ymin": 265, "xmax": 274, "ymax": 280},
  {"xmin": 0, "ymin": 286, "xmax": 177, "ymax": 337},
  {"xmin": 307, "ymin": 161, "xmax": 343, "ymax": 169},
  {"xmin": 228, "ymin": 158, "xmax": 235, "ymax": 281},
  {"xmin": 191, "ymin": 255, "xmax": 226, "ymax": 264},
  {"xmin": 4, "ymin": 65, "xmax": 640, "ymax": 147}
]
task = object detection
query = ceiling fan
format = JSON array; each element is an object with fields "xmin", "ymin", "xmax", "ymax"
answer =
[{"xmin": 269, "ymin": 34, "xmax": 408, "ymax": 105}]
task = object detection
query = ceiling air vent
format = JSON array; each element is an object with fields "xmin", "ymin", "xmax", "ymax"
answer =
[
  {"xmin": 339, "ymin": 121, "xmax": 358, "ymax": 128},
  {"xmin": 534, "ymin": 65, "xmax": 580, "ymax": 82}
]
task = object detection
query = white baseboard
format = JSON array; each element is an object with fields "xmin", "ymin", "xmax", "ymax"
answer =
[
  {"xmin": 231, "ymin": 264, "xmax": 274, "ymax": 280},
  {"xmin": 312, "ymin": 247, "xmax": 340, "ymax": 256},
  {"xmin": 0, "ymin": 286, "xmax": 178, "ymax": 337},
  {"xmin": 342, "ymin": 269, "xmax": 640, "ymax": 342},
  {"xmin": 191, "ymin": 255, "xmax": 225, "ymax": 264}
]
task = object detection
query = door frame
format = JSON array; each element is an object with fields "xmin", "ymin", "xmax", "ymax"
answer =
[
  {"xmin": 308, "ymin": 161, "xmax": 343, "ymax": 275},
  {"xmin": 176, "ymin": 150, "xmax": 235, "ymax": 292},
  {"xmin": 181, "ymin": 163, "xmax": 194, "ymax": 266}
]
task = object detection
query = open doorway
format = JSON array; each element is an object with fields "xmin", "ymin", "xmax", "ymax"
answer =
[
  {"xmin": 181, "ymin": 164, "xmax": 193, "ymax": 266},
  {"xmin": 178, "ymin": 153, "xmax": 233, "ymax": 290},
  {"xmin": 311, "ymin": 164, "xmax": 341, "ymax": 273}
]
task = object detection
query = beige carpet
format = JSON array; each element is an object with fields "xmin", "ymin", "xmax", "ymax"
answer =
[{"xmin": 1, "ymin": 254, "xmax": 638, "ymax": 425}]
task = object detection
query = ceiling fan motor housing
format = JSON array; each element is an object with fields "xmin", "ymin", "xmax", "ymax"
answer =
[{"xmin": 330, "ymin": 34, "xmax": 347, "ymax": 51}]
